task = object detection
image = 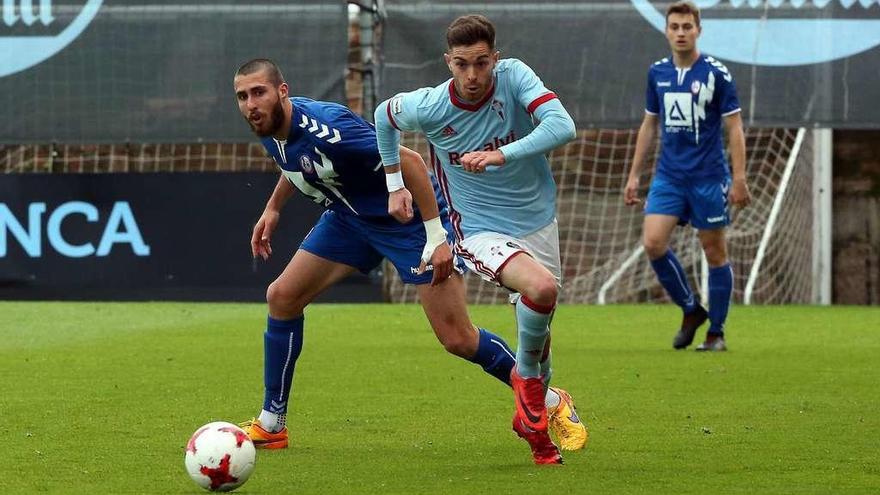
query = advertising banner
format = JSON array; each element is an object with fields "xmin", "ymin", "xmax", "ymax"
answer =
[
  {"xmin": 0, "ymin": 172, "xmax": 381, "ymax": 301},
  {"xmin": 380, "ymin": 1, "xmax": 880, "ymax": 128},
  {"xmin": 0, "ymin": 1, "xmax": 349, "ymax": 143}
]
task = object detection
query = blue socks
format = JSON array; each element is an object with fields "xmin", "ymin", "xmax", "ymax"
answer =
[
  {"xmin": 708, "ymin": 264, "xmax": 733, "ymax": 335},
  {"xmin": 514, "ymin": 296, "xmax": 553, "ymax": 378},
  {"xmin": 468, "ymin": 328, "xmax": 515, "ymax": 385},
  {"xmin": 650, "ymin": 249, "xmax": 697, "ymax": 313},
  {"xmin": 262, "ymin": 315, "xmax": 304, "ymax": 417}
]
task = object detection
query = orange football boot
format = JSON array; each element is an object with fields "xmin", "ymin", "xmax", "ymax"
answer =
[{"xmin": 238, "ymin": 418, "xmax": 288, "ymax": 449}]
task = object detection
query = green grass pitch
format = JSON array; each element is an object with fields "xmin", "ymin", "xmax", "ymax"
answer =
[{"xmin": 1, "ymin": 302, "xmax": 878, "ymax": 494}]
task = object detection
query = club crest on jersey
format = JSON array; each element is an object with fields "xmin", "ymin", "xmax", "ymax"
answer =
[
  {"xmin": 299, "ymin": 155, "xmax": 314, "ymax": 174},
  {"xmin": 442, "ymin": 125, "xmax": 457, "ymax": 137},
  {"xmin": 691, "ymin": 80, "xmax": 702, "ymax": 95},
  {"xmin": 491, "ymin": 99, "xmax": 505, "ymax": 120}
]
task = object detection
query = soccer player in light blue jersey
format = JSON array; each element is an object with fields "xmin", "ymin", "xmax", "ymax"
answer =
[
  {"xmin": 375, "ymin": 15, "xmax": 585, "ymax": 464},
  {"xmin": 231, "ymin": 59, "xmax": 579, "ymax": 456},
  {"xmin": 625, "ymin": 1, "xmax": 752, "ymax": 352}
]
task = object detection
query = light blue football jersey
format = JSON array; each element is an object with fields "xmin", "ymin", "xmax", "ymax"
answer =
[
  {"xmin": 377, "ymin": 59, "xmax": 571, "ymax": 239},
  {"xmin": 646, "ymin": 55, "xmax": 741, "ymax": 182}
]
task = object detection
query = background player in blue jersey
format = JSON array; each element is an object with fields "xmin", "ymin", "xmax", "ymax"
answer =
[
  {"xmin": 624, "ymin": 1, "xmax": 752, "ymax": 352},
  {"xmin": 374, "ymin": 15, "xmax": 584, "ymax": 464},
  {"xmin": 231, "ymin": 59, "xmax": 582, "ymax": 455}
]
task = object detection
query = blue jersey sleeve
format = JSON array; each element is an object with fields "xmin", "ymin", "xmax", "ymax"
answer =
[
  {"xmin": 327, "ymin": 106, "xmax": 379, "ymax": 156},
  {"xmin": 716, "ymin": 69, "xmax": 741, "ymax": 116},
  {"xmin": 645, "ymin": 67, "xmax": 660, "ymax": 115},
  {"xmin": 374, "ymin": 89, "xmax": 428, "ymax": 167},
  {"xmin": 318, "ymin": 105, "xmax": 381, "ymax": 167}
]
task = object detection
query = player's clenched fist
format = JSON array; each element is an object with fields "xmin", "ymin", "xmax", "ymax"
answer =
[
  {"xmin": 461, "ymin": 149, "xmax": 505, "ymax": 173},
  {"xmin": 387, "ymin": 188, "xmax": 414, "ymax": 223}
]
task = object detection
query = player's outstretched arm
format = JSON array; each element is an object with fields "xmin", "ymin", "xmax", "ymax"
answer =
[
  {"xmin": 724, "ymin": 112, "xmax": 751, "ymax": 209},
  {"xmin": 374, "ymin": 97, "xmax": 414, "ymax": 223},
  {"xmin": 462, "ymin": 98, "xmax": 576, "ymax": 173},
  {"xmin": 399, "ymin": 146, "xmax": 453, "ymax": 285},
  {"xmin": 625, "ymin": 113, "xmax": 658, "ymax": 206},
  {"xmin": 252, "ymin": 174, "xmax": 295, "ymax": 260}
]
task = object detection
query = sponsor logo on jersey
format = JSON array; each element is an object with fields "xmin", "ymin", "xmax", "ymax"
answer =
[
  {"xmin": 447, "ymin": 130, "xmax": 517, "ymax": 165},
  {"xmin": 664, "ymin": 93, "xmax": 693, "ymax": 127},
  {"xmin": 631, "ymin": 0, "xmax": 880, "ymax": 66}
]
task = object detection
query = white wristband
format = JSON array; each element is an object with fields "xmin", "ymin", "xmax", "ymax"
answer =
[
  {"xmin": 421, "ymin": 216, "xmax": 448, "ymax": 264},
  {"xmin": 385, "ymin": 170, "xmax": 405, "ymax": 192}
]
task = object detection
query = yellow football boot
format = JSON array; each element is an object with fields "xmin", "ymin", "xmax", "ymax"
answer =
[{"xmin": 547, "ymin": 387, "xmax": 589, "ymax": 451}]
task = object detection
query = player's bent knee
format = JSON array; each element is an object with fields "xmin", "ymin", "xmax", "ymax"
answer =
[
  {"xmin": 523, "ymin": 277, "xmax": 558, "ymax": 307},
  {"xmin": 643, "ymin": 238, "xmax": 668, "ymax": 259},
  {"xmin": 266, "ymin": 280, "xmax": 308, "ymax": 316},
  {"xmin": 432, "ymin": 322, "xmax": 477, "ymax": 358},
  {"xmin": 441, "ymin": 334, "xmax": 476, "ymax": 358},
  {"xmin": 702, "ymin": 244, "xmax": 727, "ymax": 266}
]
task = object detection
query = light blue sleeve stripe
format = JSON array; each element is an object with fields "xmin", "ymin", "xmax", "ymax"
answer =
[
  {"xmin": 498, "ymin": 98, "xmax": 576, "ymax": 162},
  {"xmin": 374, "ymin": 99, "xmax": 402, "ymax": 167}
]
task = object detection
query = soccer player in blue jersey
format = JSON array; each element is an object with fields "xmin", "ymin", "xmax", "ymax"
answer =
[
  {"xmin": 625, "ymin": 1, "xmax": 752, "ymax": 352},
  {"xmin": 374, "ymin": 15, "xmax": 584, "ymax": 464},
  {"xmin": 231, "ymin": 59, "xmax": 583, "ymax": 456}
]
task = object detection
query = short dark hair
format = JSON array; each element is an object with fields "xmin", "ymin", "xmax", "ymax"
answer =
[
  {"xmin": 666, "ymin": 1, "xmax": 701, "ymax": 27},
  {"xmin": 234, "ymin": 58, "xmax": 285, "ymax": 87},
  {"xmin": 446, "ymin": 15, "xmax": 495, "ymax": 50}
]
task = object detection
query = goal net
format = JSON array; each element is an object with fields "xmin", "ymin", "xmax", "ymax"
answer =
[{"xmin": 385, "ymin": 128, "xmax": 817, "ymax": 305}]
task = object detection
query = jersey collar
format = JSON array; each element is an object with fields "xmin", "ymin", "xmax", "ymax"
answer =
[
  {"xmin": 448, "ymin": 79, "xmax": 495, "ymax": 112},
  {"xmin": 287, "ymin": 100, "xmax": 304, "ymax": 141}
]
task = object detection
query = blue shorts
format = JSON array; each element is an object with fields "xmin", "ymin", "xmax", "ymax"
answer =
[
  {"xmin": 645, "ymin": 175, "xmax": 731, "ymax": 230},
  {"xmin": 299, "ymin": 210, "xmax": 462, "ymax": 285}
]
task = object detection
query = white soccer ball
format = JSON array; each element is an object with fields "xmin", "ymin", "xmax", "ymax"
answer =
[{"xmin": 184, "ymin": 422, "xmax": 256, "ymax": 492}]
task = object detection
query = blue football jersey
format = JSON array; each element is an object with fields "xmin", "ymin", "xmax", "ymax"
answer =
[
  {"xmin": 262, "ymin": 97, "xmax": 421, "ymax": 219},
  {"xmin": 646, "ymin": 55, "xmax": 741, "ymax": 182}
]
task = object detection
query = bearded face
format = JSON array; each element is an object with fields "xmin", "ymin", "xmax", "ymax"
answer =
[
  {"xmin": 245, "ymin": 94, "xmax": 285, "ymax": 137},
  {"xmin": 234, "ymin": 71, "xmax": 288, "ymax": 138}
]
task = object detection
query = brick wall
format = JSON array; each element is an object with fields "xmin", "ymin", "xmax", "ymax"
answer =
[{"xmin": 832, "ymin": 130, "xmax": 880, "ymax": 304}]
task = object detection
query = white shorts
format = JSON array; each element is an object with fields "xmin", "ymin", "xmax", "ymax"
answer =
[{"xmin": 454, "ymin": 219, "xmax": 562, "ymax": 292}]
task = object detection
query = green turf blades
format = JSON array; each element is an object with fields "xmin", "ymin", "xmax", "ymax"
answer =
[{"xmin": 0, "ymin": 303, "xmax": 878, "ymax": 494}]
